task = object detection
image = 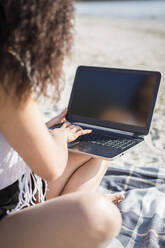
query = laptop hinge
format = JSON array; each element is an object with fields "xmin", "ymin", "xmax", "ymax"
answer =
[
  {"xmin": 73, "ymin": 122, "xmax": 141, "ymax": 137},
  {"xmin": 132, "ymin": 134, "xmax": 144, "ymax": 138}
]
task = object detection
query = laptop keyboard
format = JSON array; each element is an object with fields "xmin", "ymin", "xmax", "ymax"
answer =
[
  {"xmin": 49, "ymin": 123, "xmax": 142, "ymax": 151},
  {"xmin": 76, "ymin": 128, "xmax": 141, "ymax": 151}
]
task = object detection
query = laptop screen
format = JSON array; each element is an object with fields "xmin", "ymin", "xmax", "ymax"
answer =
[{"xmin": 68, "ymin": 66, "xmax": 161, "ymax": 135}]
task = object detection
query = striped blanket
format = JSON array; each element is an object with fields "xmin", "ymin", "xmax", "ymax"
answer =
[{"xmin": 100, "ymin": 165, "xmax": 165, "ymax": 248}]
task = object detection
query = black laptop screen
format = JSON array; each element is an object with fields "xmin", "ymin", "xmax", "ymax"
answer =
[{"xmin": 68, "ymin": 67, "xmax": 160, "ymax": 134}]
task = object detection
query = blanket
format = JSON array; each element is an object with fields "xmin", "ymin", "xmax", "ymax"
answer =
[{"xmin": 100, "ymin": 165, "xmax": 165, "ymax": 248}]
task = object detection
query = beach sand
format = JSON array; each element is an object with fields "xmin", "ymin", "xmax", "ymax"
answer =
[{"xmin": 40, "ymin": 16, "xmax": 165, "ymax": 169}]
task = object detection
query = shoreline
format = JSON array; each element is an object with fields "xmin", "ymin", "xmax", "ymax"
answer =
[{"xmin": 75, "ymin": 1, "xmax": 165, "ymax": 20}]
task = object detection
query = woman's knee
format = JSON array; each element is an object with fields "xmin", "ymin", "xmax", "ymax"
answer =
[{"xmin": 74, "ymin": 192, "xmax": 122, "ymax": 247}]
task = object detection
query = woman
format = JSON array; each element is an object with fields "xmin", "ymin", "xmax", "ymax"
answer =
[{"xmin": 0, "ymin": 1, "xmax": 123, "ymax": 247}]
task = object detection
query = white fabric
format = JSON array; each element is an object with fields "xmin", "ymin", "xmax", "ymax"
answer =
[
  {"xmin": 0, "ymin": 132, "xmax": 26, "ymax": 190},
  {"xmin": 0, "ymin": 131, "xmax": 47, "ymax": 213}
]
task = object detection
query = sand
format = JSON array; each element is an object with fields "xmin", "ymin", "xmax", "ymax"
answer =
[{"xmin": 39, "ymin": 16, "xmax": 165, "ymax": 169}]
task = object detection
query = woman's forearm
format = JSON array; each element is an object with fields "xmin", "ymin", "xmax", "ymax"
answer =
[{"xmin": 49, "ymin": 129, "xmax": 69, "ymax": 178}]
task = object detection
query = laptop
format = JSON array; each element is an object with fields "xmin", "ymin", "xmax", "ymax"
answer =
[{"xmin": 50, "ymin": 66, "xmax": 161, "ymax": 160}]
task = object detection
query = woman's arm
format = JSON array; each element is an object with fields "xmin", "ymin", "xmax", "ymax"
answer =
[
  {"xmin": 46, "ymin": 108, "xmax": 67, "ymax": 128},
  {"xmin": 0, "ymin": 91, "xmax": 68, "ymax": 183}
]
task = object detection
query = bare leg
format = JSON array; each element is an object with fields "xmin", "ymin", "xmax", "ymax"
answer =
[
  {"xmin": 61, "ymin": 158, "xmax": 108, "ymax": 194},
  {"xmin": 47, "ymin": 154, "xmax": 124, "ymax": 204},
  {"xmin": 60, "ymin": 157, "xmax": 125, "ymax": 204},
  {"xmin": 0, "ymin": 192, "xmax": 122, "ymax": 248},
  {"xmin": 46, "ymin": 152, "xmax": 92, "ymax": 199}
]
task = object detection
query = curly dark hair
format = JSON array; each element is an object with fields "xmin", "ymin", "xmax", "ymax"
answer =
[{"xmin": 0, "ymin": 0, "xmax": 74, "ymax": 104}]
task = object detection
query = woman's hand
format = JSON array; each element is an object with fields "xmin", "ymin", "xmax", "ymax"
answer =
[
  {"xmin": 50, "ymin": 121, "xmax": 92, "ymax": 143},
  {"xmin": 46, "ymin": 108, "xmax": 67, "ymax": 128}
]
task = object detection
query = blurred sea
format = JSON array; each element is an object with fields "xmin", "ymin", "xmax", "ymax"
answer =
[{"xmin": 75, "ymin": 0, "xmax": 165, "ymax": 20}]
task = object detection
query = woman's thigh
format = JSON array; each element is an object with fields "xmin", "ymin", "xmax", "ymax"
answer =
[
  {"xmin": 0, "ymin": 192, "xmax": 121, "ymax": 248},
  {"xmin": 46, "ymin": 152, "xmax": 92, "ymax": 198},
  {"xmin": 0, "ymin": 192, "xmax": 88, "ymax": 248},
  {"xmin": 67, "ymin": 152, "xmax": 92, "ymax": 173}
]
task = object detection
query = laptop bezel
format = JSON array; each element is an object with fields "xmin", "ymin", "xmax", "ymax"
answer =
[{"xmin": 66, "ymin": 66, "xmax": 161, "ymax": 136}]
